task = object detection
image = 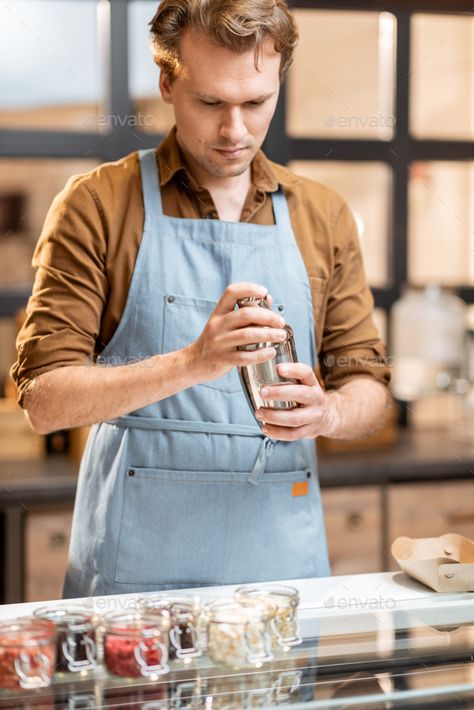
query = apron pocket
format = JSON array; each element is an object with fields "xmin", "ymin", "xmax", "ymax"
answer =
[
  {"xmin": 162, "ymin": 293, "xmax": 242, "ymax": 394},
  {"xmin": 114, "ymin": 466, "xmax": 320, "ymax": 586}
]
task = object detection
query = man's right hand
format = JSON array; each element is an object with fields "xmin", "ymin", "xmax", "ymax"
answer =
[
  {"xmin": 188, "ymin": 283, "xmax": 288, "ymax": 384},
  {"xmin": 23, "ymin": 283, "xmax": 288, "ymax": 434}
]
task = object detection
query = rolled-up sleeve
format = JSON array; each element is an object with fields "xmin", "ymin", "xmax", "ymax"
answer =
[
  {"xmin": 10, "ymin": 177, "xmax": 108, "ymax": 408},
  {"xmin": 318, "ymin": 202, "xmax": 391, "ymax": 390}
]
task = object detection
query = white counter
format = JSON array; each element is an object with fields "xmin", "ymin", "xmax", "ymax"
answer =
[
  {"xmin": 1, "ymin": 570, "xmax": 472, "ymax": 621},
  {"xmin": 1, "ymin": 571, "xmax": 473, "ymax": 708}
]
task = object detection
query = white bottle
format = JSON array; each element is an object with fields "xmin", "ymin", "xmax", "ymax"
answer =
[{"xmin": 391, "ymin": 284, "xmax": 466, "ymax": 401}]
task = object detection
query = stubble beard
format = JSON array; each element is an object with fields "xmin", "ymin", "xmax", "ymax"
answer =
[{"xmin": 195, "ymin": 142, "xmax": 258, "ymax": 179}]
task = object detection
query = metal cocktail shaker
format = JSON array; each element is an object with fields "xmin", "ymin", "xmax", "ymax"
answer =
[{"xmin": 236, "ymin": 297, "xmax": 299, "ymax": 417}]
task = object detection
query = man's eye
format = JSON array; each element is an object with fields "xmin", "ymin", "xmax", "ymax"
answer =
[
  {"xmin": 201, "ymin": 100, "xmax": 220, "ymax": 107},
  {"xmin": 247, "ymin": 100, "xmax": 265, "ymax": 107}
]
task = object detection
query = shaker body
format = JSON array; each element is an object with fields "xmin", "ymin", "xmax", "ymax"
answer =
[{"xmin": 236, "ymin": 297, "xmax": 299, "ymax": 414}]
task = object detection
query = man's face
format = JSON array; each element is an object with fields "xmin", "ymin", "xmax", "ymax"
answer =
[{"xmin": 160, "ymin": 30, "xmax": 281, "ymax": 179}]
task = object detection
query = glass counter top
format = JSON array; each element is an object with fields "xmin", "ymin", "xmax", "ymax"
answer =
[{"xmin": 1, "ymin": 589, "xmax": 473, "ymax": 709}]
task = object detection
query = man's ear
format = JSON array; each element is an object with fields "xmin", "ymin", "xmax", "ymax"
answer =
[{"xmin": 159, "ymin": 71, "xmax": 173, "ymax": 104}]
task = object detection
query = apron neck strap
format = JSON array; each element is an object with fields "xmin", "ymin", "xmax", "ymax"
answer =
[
  {"xmin": 139, "ymin": 149, "xmax": 164, "ymax": 227},
  {"xmin": 139, "ymin": 147, "xmax": 290, "ymax": 229},
  {"xmin": 270, "ymin": 188, "xmax": 292, "ymax": 231}
]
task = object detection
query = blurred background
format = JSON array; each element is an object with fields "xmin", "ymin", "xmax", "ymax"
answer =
[{"xmin": 0, "ymin": 0, "xmax": 473, "ymax": 603}]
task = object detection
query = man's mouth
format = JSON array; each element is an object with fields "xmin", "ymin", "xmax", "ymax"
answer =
[{"xmin": 213, "ymin": 146, "xmax": 249, "ymax": 159}]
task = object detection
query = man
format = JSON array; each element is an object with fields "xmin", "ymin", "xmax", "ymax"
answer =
[{"xmin": 11, "ymin": 0, "xmax": 391, "ymax": 598}]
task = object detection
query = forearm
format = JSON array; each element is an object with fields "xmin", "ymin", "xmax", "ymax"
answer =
[
  {"xmin": 23, "ymin": 346, "xmax": 199, "ymax": 435},
  {"xmin": 323, "ymin": 377, "xmax": 392, "ymax": 441}
]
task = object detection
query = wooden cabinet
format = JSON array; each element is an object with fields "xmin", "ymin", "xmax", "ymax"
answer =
[
  {"xmin": 24, "ymin": 507, "xmax": 73, "ymax": 602},
  {"xmin": 13, "ymin": 480, "xmax": 474, "ymax": 601},
  {"xmin": 321, "ymin": 485, "xmax": 383, "ymax": 575},
  {"xmin": 387, "ymin": 480, "xmax": 474, "ymax": 570}
]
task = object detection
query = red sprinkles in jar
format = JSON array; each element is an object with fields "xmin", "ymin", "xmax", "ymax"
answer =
[
  {"xmin": 102, "ymin": 613, "xmax": 169, "ymax": 679},
  {"xmin": 0, "ymin": 618, "xmax": 56, "ymax": 690}
]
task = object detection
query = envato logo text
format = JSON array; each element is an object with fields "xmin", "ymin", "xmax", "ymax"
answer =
[
  {"xmin": 324, "ymin": 595, "xmax": 396, "ymax": 610},
  {"xmin": 323, "ymin": 354, "xmax": 395, "ymax": 369},
  {"xmin": 93, "ymin": 354, "xmax": 156, "ymax": 368},
  {"xmin": 84, "ymin": 595, "xmax": 137, "ymax": 613},
  {"xmin": 83, "ymin": 113, "xmax": 155, "ymax": 129},
  {"xmin": 324, "ymin": 114, "xmax": 396, "ymax": 129}
]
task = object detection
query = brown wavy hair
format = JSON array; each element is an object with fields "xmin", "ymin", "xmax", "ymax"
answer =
[{"xmin": 148, "ymin": 0, "xmax": 298, "ymax": 82}]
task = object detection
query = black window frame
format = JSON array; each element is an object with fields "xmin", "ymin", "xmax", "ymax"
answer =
[{"xmin": 0, "ymin": 0, "xmax": 473, "ymax": 340}]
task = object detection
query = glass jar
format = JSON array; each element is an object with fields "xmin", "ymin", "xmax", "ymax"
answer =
[
  {"xmin": 205, "ymin": 599, "xmax": 274, "ymax": 669},
  {"xmin": 170, "ymin": 674, "xmax": 204, "ymax": 707},
  {"xmin": 206, "ymin": 671, "xmax": 274, "ymax": 709},
  {"xmin": 235, "ymin": 584, "xmax": 302, "ymax": 648},
  {"xmin": 0, "ymin": 617, "xmax": 56, "ymax": 690},
  {"xmin": 34, "ymin": 605, "xmax": 98, "ymax": 673},
  {"xmin": 101, "ymin": 611, "xmax": 169, "ymax": 678},
  {"xmin": 271, "ymin": 668, "xmax": 303, "ymax": 702},
  {"xmin": 138, "ymin": 594, "xmax": 202, "ymax": 660}
]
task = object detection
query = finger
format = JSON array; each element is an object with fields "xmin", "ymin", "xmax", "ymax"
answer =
[
  {"xmin": 255, "ymin": 407, "xmax": 311, "ymax": 428},
  {"xmin": 225, "ymin": 327, "xmax": 288, "ymax": 349},
  {"xmin": 235, "ymin": 347, "xmax": 277, "ymax": 366},
  {"xmin": 214, "ymin": 283, "xmax": 268, "ymax": 315},
  {"xmin": 258, "ymin": 384, "xmax": 316, "ymax": 405},
  {"xmin": 224, "ymin": 306, "xmax": 285, "ymax": 330},
  {"xmin": 260, "ymin": 422, "xmax": 315, "ymax": 441},
  {"xmin": 276, "ymin": 362, "xmax": 319, "ymax": 387}
]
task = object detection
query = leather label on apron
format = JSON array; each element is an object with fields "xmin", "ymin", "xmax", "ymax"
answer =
[{"xmin": 292, "ymin": 481, "xmax": 309, "ymax": 497}]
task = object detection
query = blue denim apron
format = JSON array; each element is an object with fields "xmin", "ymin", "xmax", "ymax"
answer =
[{"xmin": 63, "ymin": 149, "xmax": 330, "ymax": 598}]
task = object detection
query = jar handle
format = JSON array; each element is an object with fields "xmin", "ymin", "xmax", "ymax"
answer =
[
  {"xmin": 243, "ymin": 623, "xmax": 273, "ymax": 665},
  {"xmin": 14, "ymin": 650, "xmax": 52, "ymax": 689},
  {"xmin": 174, "ymin": 679, "xmax": 199, "ymax": 704},
  {"xmin": 62, "ymin": 630, "xmax": 97, "ymax": 671},
  {"xmin": 273, "ymin": 669, "xmax": 303, "ymax": 700},
  {"xmin": 169, "ymin": 623, "xmax": 202, "ymax": 659},
  {"xmin": 134, "ymin": 638, "xmax": 169, "ymax": 676},
  {"xmin": 270, "ymin": 615, "xmax": 302, "ymax": 647}
]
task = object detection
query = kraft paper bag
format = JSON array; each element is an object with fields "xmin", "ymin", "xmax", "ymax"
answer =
[{"xmin": 391, "ymin": 533, "xmax": 474, "ymax": 592}]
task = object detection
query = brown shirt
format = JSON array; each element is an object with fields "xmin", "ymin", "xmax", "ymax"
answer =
[{"xmin": 11, "ymin": 127, "xmax": 390, "ymax": 407}]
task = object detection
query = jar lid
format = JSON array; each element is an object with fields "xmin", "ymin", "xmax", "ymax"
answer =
[
  {"xmin": 33, "ymin": 605, "xmax": 98, "ymax": 630},
  {"xmin": 101, "ymin": 611, "xmax": 169, "ymax": 637},
  {"xmin": 235, "ymin": 584, "xmax": 300, "ymax": 607},
  {"xmin": 236, "ymin": 296, "xmax": 270, "ymax": 310},
  {"xmin": 139, "ymin": 594, "xmax": 200, "ymax": 618},
  {"xmin": 0, "ymin": 617, "xmax": 56, "ymax": 646},
  {"xmin": 205, "ymin": 599, "xmax": 275, "ymax": 624}
]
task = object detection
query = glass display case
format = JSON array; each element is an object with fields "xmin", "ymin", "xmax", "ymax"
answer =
[{"xmin": 1, "ymin": 585, "xmax": 473, "ymax": 708}]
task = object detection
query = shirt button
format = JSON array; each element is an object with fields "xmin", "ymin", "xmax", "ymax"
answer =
[{"xmin": 167, "ymin": 295, "xmax": 175, "ymax": 303}]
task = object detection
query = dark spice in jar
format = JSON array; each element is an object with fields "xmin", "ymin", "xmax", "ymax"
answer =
[
  {"xmin": 164, "ymin": 603, "xmax": 197, "ymax": 659},
  {"xmin": 138, "ymin": 596, "xmax": 202, "ymax": 660},
  {"xmin": 34, "ymin": 606, "xmax": 97, "ymax": 673}
]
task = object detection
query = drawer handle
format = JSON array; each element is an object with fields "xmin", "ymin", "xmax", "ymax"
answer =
[
  {"xmin": 49, "ymin": 532, "xmax": 67, "ymax": 548},
  {"xmin": 347, "ymin": 512, "xmax": 363, "ymax": 530}
]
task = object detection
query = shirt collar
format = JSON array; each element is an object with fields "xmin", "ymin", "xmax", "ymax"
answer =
[{"xmin": 156, "ymin": 125, "xmax": 294, "ymax": 193}]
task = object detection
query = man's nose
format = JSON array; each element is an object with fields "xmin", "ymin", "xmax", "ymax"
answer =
[{"xmin": 219, "ymin": 107, "xmax": 246, "ymax": 145}]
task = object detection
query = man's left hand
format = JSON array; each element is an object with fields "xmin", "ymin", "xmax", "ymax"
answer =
[{"xmin": 255, "ymin": 362, "xmax": 334, "ymax": 441}]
